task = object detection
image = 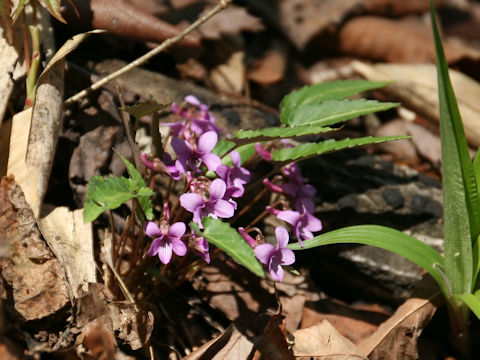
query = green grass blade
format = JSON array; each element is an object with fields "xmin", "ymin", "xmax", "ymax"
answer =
[
  {"xmin": 282, "ymin": 99, "xmax": 398, "ymax": 127},
  {"xmin": 271, "ymin": 135, "xmax": 408, "ymax": 162},
  {"xmin": 289, "ymin": 225, "xmax": 449, "ymax": 296},
  {"xmin": 457, "ymin": 292, "xmax": 480, "ymax": 319},
  {"xmin": 431, "ymin": 1, "xmax": 479, "ymax": 293}
]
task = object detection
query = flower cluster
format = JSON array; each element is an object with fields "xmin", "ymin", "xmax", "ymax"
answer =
[{"xmin": 141, "ymin": 95, "xmax": 322, "ymax": 282}]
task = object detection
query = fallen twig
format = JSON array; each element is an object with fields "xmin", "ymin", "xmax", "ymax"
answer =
[{"xmin": 64, "ymin": 0, "xmax": 233, "ymax": 106}]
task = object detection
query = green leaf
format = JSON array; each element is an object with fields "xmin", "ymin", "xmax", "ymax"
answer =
[
  {"xmin": 38, "ymin": 0, "xmax": 66, "ymax": 23},
  {"xmin": 115, "ymin": 151, "xmax": 153, "ymax": 220},
  {"xmin": 279, "ymin": 80, "xmax": 391, "ymax": 117},
  {"xmin": 212, "ymin": 140, "xmax": 235, "ymax": 157},
  {"xmin": 115, "ymin": 151, "xmax": 146, "ymax": 188},
  {"xmin": 83, "ymin": 176, "xmax": 139, "ymax": 223},
  {"xmin": 282, "ymin": 99, "xmax": 398, "ymax": 127},
  {"xmin": 289, "ymin": 225, "xmax": 449, "ymax": 297},
  {"xmin": 431, "ymin": 1, "xmax": 479, "ymax": 293},
  {"xmin": 191, "ymin": 218, "xmax": 264, "ymax": 277},
  {"xmin": 457, "ymin": 291, "xmax": 480, "ymax": 319},
  {"xmin": 234, "ymin": 124, "xmax": 335, "ymax": 142},
  {"xmin": 272, "ymin": 135, "xmax": 408, "ymax": 162}
]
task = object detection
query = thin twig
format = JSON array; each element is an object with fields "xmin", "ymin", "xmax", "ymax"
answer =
[{"xmin": 63, "ymin": 0, "xmax": 234, "ymax": 106}]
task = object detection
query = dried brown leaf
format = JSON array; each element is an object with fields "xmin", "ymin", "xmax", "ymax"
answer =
[
  {"xmin": 210, "ymin": 51, "xmax": 245, "ymax": 94},
  {"xmin": 357, "ymin": 276, "xmax": 442, "ymax": 359},
  {"xmin": 247, "ymin": 46, "xmax": 287, "ymax": 86},
  {"xmin": 362, "ymin": 0, "xmax": 445, "ymax": 15},
  {"xmin": 339, "ymin": 16, "xmax": 480, "ymax": 64},
  {"xmin": 0, "ymin": 176, "xmax": 69, "ymax": 320},
  {"xmin": 293, "ymin": 320, "xmax": 367, "ymax": 360},
  {"xmin": 352, "ymin": 61, "xmax": 480, "ymax": 148},
  {"xmin": 198, "ymin": 4, "xmax": 264, "ymax": 40}
]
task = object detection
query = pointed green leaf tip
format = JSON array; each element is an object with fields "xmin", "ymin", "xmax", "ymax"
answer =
[
  {"xmin": 191, "ymin": 218, "xmax": 264, "ymax": 277},
  {"xmin": 430, "ymin": 0, "xmax": 479, "ymax": 293}
]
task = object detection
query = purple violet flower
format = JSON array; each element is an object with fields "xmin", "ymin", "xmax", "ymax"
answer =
[
  {"xmin": 180, "ymin": 179, "xmax": 235, "ymax": 228},
  {"xmin": 172, "ymin": 131, "xmax": 222, "ymax": 174},
  {"xmin": 238, "ymin": 227, "xmax": 257, "ymax": 247},
  {"xmin": 254, "ymin": 226, "xmax": 295, "ymax": 282},
  {"xmin": 281, "ymin": 163, "xmax": 316, "ymax": 213},
  {"xmin": 275, "ymin": 209, "xmax": 322, "ymax": 247},
  {"xmin": 216, "ymin": 151, "xmax": 251, "ymax": 198},
  {"xmin": 146, "ymin": 221, "xmax": 187, "ymax": 264}
]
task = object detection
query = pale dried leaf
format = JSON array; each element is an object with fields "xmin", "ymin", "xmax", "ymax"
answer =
[
  {"xmin": 210, "ymin": 51, "xmax": 245, "ymax": 94},
  {"xmin": 0, "ymin": 176, "xmax": 69, "ymax": 320},
  {"xmin": 38, "ymin": 205, "xmax": 96, "ymax": 299},
  {"xmin": 357, "ymin": 277, "xmax": 442, "ymax": 359},
  {"xmin": 198, "ymin": 5, "xmax": 263, "ymax": 40},
  {"xmin": 352, "ymin": 61, "xmax": 480, "ymax": 148},
  {"xmin": 374, "ymin": 119, "xmax": 419, "ymax": 163},
  {"xmin": 293, "ymin": 320, "xmax": 367, "ymax": 359}
]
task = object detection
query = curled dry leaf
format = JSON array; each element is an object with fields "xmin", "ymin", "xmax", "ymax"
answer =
[
  {"xmin": 357, "ymin": 276, "xmax": 443, "ymax": 359},
  {"xmin": 0, "ymin": 176, "xmax": 70, "ymax": 320},
  {"xmin": 352, "ymin": 61, "xmax": 480, "ymax": 148},
  {"xmin": 62, "ymin": 0, "xmax": 201, "ymax": 49},
  {"xmin": 210, "ymin": 51, "xmax": 245, "ymax": 94},
  {"xmin": 339, "ymin": 16, "xmax": 480, "ymax": 64},
  {"xmin": 293, "ymin": 319, "xmax": 367, "ymax": 360}
]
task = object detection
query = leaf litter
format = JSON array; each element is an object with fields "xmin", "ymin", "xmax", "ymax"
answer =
[{"xmin": 3, "ymin": 0, "xmax": 480, "ymax": 358}]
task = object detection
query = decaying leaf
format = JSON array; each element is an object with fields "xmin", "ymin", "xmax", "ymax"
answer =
[
  {"xmin": 210, "ymin": 51, "xmax": 245, "ymax": 94},
  {"xmin": 75, "ymin": 283, "xmax": 154, "ymax": 351},
  {"xmin": 339, "ymin": 17, "xmax": 480, "ymax": 64},
  {"xmin": 247, "ymin": 43, "xmax": 288, "ymax": 86},
  {"xmin": 352, "ymin": 61, "xmax": 480, "ymax": 148},
  {"xmin": 357, "ymin": 276, "xmax": 443, "ymax": 359},
  {"xmin": 361, "ymin": 0, "xmax": 445, "ymax": 15},
  {"xmin": 38, "ymin": 205, "xmax": 96, "ymax": 299},
  {"xmin": 0, "ymin": 176, "xmax": 69, "ymax": 320},
  {"xmin": 198, "ymin": 4, "xmax": 264, "ymax": 40},
  {"xmin": 293, "ymin": 320, "xmax": 367, "ymax": 359}
]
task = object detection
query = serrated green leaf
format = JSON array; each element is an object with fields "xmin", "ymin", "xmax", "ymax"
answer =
[
  {"xmin": 234, "ymin": 124, "xmax": 335, "ymax": 142},
  {"xmin": 279, "ymin": 80, "xmax": 391, "ymax": 117},
  {"xmin": 272, "ymin": 135, "xmax": 408, "ymax": 162},
  {"xmin": 282, "ymin": 99, "xmax": 398, "ymax": 127},
  {"xmin": 83, "ymin": 176, "xmax": 137, "ymax": 223},
  {"xmin": 289, "ymin": 225, "xmax": 449, "ymax": 297},
  {"xmin": 115, "ymin": 151, "xmax": 146, "ymax": 188},
  {"xmin": 120, "ymin": 100, "xmax": 170, "ymax": 121},
  {"xmin": 223, "ymin": 143, "xmax": 256, "ymax": 166},
  {"xmin": 191, "ymin": 218, "xmax": 264, "ymax": 277},
  {"xmin": 431, "ymin": 2, "xmax": 479, "ymax": 293},
  {"xmin": 38, "ymin": 0, "xmax": 66, "ymax": 23}
]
